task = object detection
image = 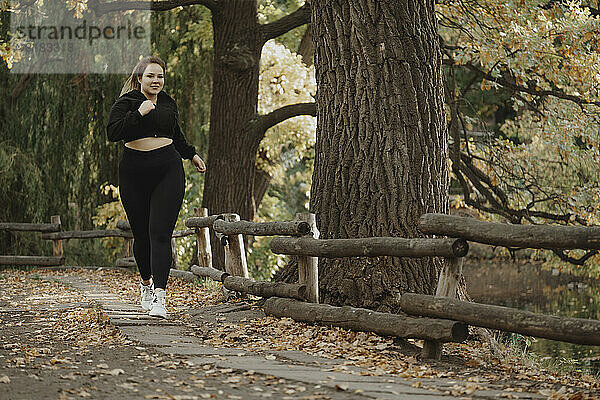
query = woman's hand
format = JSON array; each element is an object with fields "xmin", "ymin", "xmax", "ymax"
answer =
[
  {"xmin": 138, "ymin": 100, "xmax": 155, "ymax": 116},
  {"xmin": 192, "ymin": 154, "xmax": 206, "ymax": 173}
]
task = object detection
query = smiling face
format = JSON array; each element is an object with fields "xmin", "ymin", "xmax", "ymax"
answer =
[{"xmin": 138, "ymin": 63, "xmax": 164, "ymax": 98}]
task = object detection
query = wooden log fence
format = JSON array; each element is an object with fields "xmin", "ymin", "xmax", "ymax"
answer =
[
  {"xmin": 0, "ymin": 215, "xmax": 65, "ymax": 266},
  {"xmin": 41, "ymin": 229, "xmax": 134, "ymax": 240},
  {"xmin": 1, "ymin": 213, "xmax": 200, "ymax": 268},
  {"xmin": 419, "ymin": 213, "xmax": 600, "ymax": 250},
  {"xmin": 416, "ymin": 212, "xmax": 600, "ymax": 352},
  {"xmin": 195, "ymin": 212, "xmax": 322, "ymax": 300},
  {"xmin": 213, "ymin": 219, "xmax": 311, "ymax": 236},
  {"xmin": 0, "ymin": 222, "xmax": 61, "ymax": 232},
  {"xmin": 191, "ymin": 265, "xmax": 229, "ymax": 282},
  {"xmin": 400, "ymin": 293, "xmax": 600, "ymax": 346},
  {"xmin": 270, "ymin": 237, "xmax": 468, "ymax": 258},
  {"xmin": 267, "ymin": 231, "xmax": 468, "ymax": 359},
  {"xmin": 115, "ymin": 257, "xmax": 136, "ymax": 268},
  {"xmin": 264, "ymin": 297, "xmax": 468, "ymax": 343},
  {"xmin": 422, "ymin": 257, "xmax": 464, "ymax": 359},
  {"xmin": 296, "ymin": 213, "xmax": 319, "ymax": 303},
  {"xmin": 185, "ymin": 215, "xmax": 221, "ymax": 229},
  {"xmin": 169, "ymin": 268, "xmax": 197, "ymax": 282},
  {"xmin": 221, "ymin": 214, "xmax": 249, "ymax": 278},
  {"xmin": 0, "ymin": 255, "xmax": 65, "ymax": 266},
  {"xmin": 10, "ymin": 209, "xmax": 597, "ymax": 361},
  {"xmin": 191, "ymin": 265, "xmax": 306, "ymax": 300},
  {"xmin": 194, "ymin": 208, "xmax": 212, "ymax": 269},
  {"xmin": 50, "ymin": 215, "xmax": 63, "ymax": 258}
]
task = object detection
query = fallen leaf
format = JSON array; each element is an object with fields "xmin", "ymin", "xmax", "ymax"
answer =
[{"xmin": 109, "ymin": 368, "xmax": 125, "ymax": 376}]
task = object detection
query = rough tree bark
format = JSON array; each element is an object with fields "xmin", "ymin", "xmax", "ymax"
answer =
[
  {"xmin": 200, "ymin": 1, "xmax": 263, "ymax": 267},
  {"xmin": 195, "ymin": 2, "xmax": 312, "ymax": 269},
  {"xmin": 310, "ymin": 0, "xmax": 448, "ymax": 311}
]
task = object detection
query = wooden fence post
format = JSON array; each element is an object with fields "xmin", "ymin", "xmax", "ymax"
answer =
[
  {"xmin": 117, "ymin": 220, "xmax": 133, "ymax": 259},
  {"xmin": 296, "ymin": 212, "xmax": 319, "ymax": 303},
  {"xmin": 422, "ymin": 257, "xmax": 464, "ymax": 359},
  {"xmin": 195, "ymin": 208, "xmax": 213, "ymax": 268},
  {"xmin": 50, "ymin": 215, "xmax": 63, "ymax": 257},
  {"xmin": 171, "ymin": 237, "xmax": 178, "ymax": 269},
  {"xmin": 123, "ymin": 239, "xmax": 133, "ymax": 258},
  {"xmin": 223, "ymin": 213, "xmax": 248, "ymax": 278}
]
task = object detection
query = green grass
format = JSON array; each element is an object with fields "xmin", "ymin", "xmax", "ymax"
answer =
[{"xmin": 499, "ymin": 332, "xmax": 600, "ymax": 378}]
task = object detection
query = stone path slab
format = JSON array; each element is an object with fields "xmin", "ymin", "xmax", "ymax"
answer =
[{"xmin": 56, "ymin": 275, "xmax": 548, "ymax": 400}]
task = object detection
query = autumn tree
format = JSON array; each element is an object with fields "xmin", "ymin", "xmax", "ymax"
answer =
[
  {"xmin": 308, "ymin": 0, "xmax": 449, "ymax": 310},
  {"xmin": 438, "ymin": 0, "xmax": 600, "ymax": 271}
]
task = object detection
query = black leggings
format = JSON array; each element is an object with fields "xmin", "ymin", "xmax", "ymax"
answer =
[{"xmin": 118, "ymin": 143, "xmax": 185, "ymax": 289}]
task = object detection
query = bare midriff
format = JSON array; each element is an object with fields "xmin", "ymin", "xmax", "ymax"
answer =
[{"xmin": 125, "ymin": 137, "xmax": 173, "ymax": 151}]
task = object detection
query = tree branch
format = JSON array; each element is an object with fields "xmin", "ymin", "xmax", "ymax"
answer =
[
  {"xmin": 446, "ymin": 59, "xmax": 600, "ymax": 107},
  {"xmin": 254, "ymin": 102, "xmax": 316, "ymax": 138},
  {"xmin": 260, "ymin": 3, "xmax": 310, "ymax": 43},
  {"xmin": 88, "ymin": 0, "xmax": 219, "ymax": 15},
  {"xmin": 552, "ymin": 249, "xmax": 598, "ymax": 266}
]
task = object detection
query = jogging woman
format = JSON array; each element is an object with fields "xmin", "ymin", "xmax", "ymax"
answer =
[{"xmin": 106, "ymin": 55, "xmax": 206, "ymax": 318}]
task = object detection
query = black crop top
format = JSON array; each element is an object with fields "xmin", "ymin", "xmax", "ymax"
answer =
[{"xmin": 106, "ymin": 89, "xmax": 197, "ymax": 160}]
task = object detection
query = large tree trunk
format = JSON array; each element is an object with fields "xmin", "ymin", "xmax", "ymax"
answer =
[
  {"xmin": 202, "ymin": 1, "xmax": 262, "ymax": 269},
  {"xmin": 310, "ymin": 0, "xmax": 448, "ymax": 312}
]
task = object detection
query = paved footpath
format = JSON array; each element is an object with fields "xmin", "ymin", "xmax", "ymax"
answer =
[{"xmin": 38, "ymin": 275, "xmax": 557, "ymax": 400}]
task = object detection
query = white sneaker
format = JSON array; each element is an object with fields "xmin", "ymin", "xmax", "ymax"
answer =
[
  {"xmin": 149, "ymin": 288, "xmax": 167, "ymax": 319},
  {"xmin": 140, "ymin": 280, "xmax": 154, "ymax": 311}
]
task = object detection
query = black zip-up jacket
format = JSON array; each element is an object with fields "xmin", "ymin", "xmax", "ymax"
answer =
[{"xmin": 106, "ymin": 89, "xmax": 197, "ymax": 160}]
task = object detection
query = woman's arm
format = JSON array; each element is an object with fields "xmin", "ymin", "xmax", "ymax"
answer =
[
  {"xmin": 106, "ymin": 98, "xmax": 141, "ymax": 142},
  {"xmin": 172, "ymin": 103, "xmax": 197, "ymax": 160}
]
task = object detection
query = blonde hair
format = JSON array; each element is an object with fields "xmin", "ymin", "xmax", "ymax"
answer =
[{"xmin": 119, "ymin": 56, "xmax": 167, "ymax": 97}]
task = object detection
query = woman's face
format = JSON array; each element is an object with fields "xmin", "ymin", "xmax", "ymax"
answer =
[{"xmin": 138, "ymin": 63, "xmax": 164, "ymax": 97}]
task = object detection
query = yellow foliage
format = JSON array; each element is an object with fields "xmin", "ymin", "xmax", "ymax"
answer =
[
  {"xmin": 92, "ymin": 183, "xmax": 127, "ymax": 260},
  {"xmin": 258, "ymin": 40, "xmax": 316, "ymax": 177}
]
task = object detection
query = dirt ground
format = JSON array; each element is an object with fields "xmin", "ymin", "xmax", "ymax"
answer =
[
  {"xmin": 0, "ymin": 269, "xmax": 364, "ymax": 400},
  {"xmin": 1, "ymin": 267, "xmax": 599, "ymax": 399}
]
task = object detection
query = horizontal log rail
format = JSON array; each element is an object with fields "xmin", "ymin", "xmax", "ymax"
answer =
[
  {"xmin": 185, "ymin": 215, "xmax": 221, "ymax": 229},
  {"xmin": 420, "ymin": 213, "xmax": 600, "ymax": 250},
  {"xmin": 40, "ymin": 228, "xmax": 195, "ymax": 240},
  {"xmin": 264, "ymin": 297, "xmax": 468, "ymax": 343},
  {"xmin": 191, "ymin": 265, "xmax": 306, "ymax": 300},
  {"xmin": 0, "ymin": 255, "xmax": 65, "ymax": 266},
  {"xmin": 270, "ymin": 237, "xmax": 468, "ymax": 258},
  {"xmin": 116, "ymin": 220, "xmax": 131, "ymax": 231},
  {"xmin": 400, "ymin": 293, "xmax": 600, "ymax": 346},
  {"xmin": 41, "ymin": 230, "xmax": 134, "ymax": 240},
  {"xmin": 213, "ymin": 220, "xmax": 311, "ymax": 236},
  {"xmin": 191, "ymin": 265, "xmax": 230, "ymax": 282},
  {"xmin": 172, "ymin": 228, "xmax": 196, "ymax": 238},
  {"xmin": 169, "ymin": 268, "xmax": 197, "ymax": 282},
  {"xmin": 0, "ymin": 222, "xmax": 61, "ymax": 233},
  {"xmin": 116, "ymin": 220, "xmax": 195, "ymax": 239},
  {"xmin": 115, "ymin": 257, "xmax": 136, "ymax": 268}
]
